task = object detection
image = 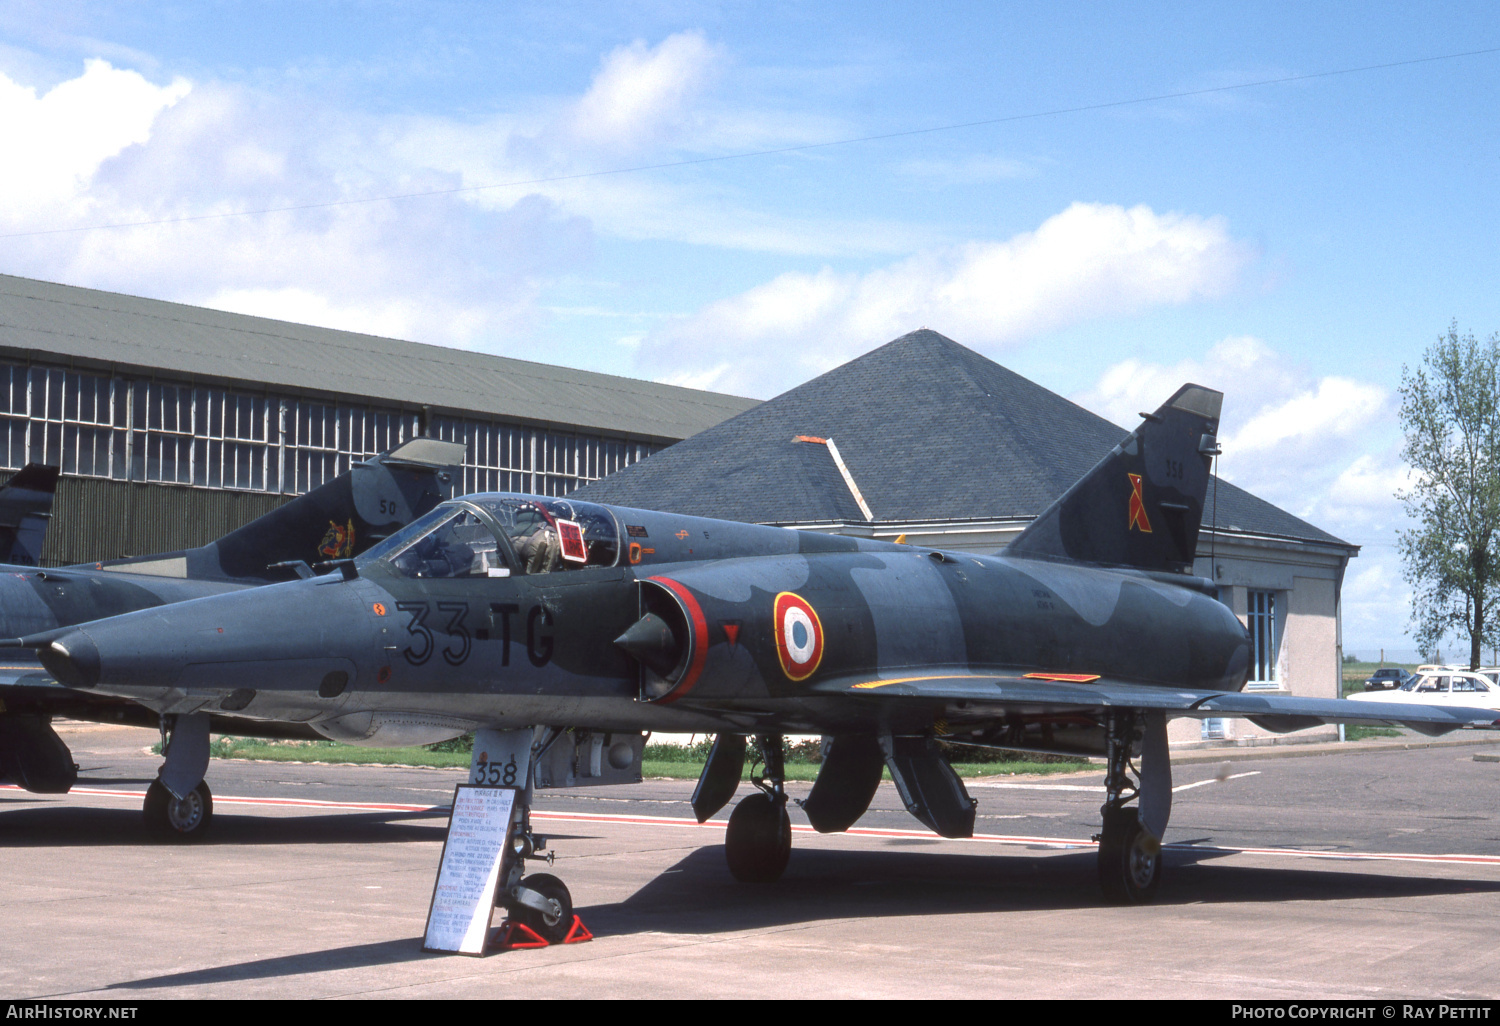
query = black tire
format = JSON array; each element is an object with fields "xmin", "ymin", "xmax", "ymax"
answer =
[
  {"xmin": 725, "ymin": 792, "xmax": 791, "ymax": 883},
  {"xmin": 513, "ymin": 873, "xmax": 573, "ymax": 944},
  {"xmin": 1097, "ymin": 806, "xmax": 1160, "ymax": 904},
  {"xmin": 143, "ymin": 778, "xmax": 213, "ymax": 842}
]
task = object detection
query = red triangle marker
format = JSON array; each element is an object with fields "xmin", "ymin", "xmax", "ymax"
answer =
[
  {"xmin": 722, "ymin": 623, "xmax": 740, "ymax": 647},
  {"xmin": 500, "ymin": 921, "xmax": 549, "ymax": 949},
  {"xmin": 563, "ymin": 916, "xmax": 594, "ymax": 944}
]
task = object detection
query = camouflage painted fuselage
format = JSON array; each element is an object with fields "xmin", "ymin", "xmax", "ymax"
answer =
[{"xmin": 35, "ymin": 498, "xmax": 1250, "ymax": 752}]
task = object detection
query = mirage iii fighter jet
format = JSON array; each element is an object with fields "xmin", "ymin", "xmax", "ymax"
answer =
[{"xmin": 19, "ymin": 385, "xmax": 1494, "ymax": 936}]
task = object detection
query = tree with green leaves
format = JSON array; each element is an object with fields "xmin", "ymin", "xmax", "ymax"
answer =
[{"xmin": 1398, "ymin": 323, "xmax": 1500, "ymax": 669}]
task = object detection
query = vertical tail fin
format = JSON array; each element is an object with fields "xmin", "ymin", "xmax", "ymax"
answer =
[
  {"xmin": 0, "ymin": 464, "xmax": 59, "ymax": 566},
  {"xmin": 208, "ymin": 438, "xmax": 465, "ymax": 580},
  {"xmin": 1007, "ymin": 384, "xmax": 1222, "ymax": 573},
  {"xmin": 98, "ymin": 438, "xmax": 464, "ymax": 581}
]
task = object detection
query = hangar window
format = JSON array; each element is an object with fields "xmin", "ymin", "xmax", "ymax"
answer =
[
  {"xmin": 192, "ymin": 389, "xmax": 271, "ymax": 491},
  {"xmin": 0, "ymin": 359, "xmax": 660, "ymax": 502},
  {"xmin": 429, "ymin": 416, "xmax": 659, "ymax": 498},
  {"xmin": 1245, "ymin": 589, "xmax": 1279, "ymax": 689},
  {"xmin": 0, "ymin": 367, "xmax": 129, "ymax": 480}
]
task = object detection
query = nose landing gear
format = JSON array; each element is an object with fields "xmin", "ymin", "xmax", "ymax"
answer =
[{"xmin": 724, "ymin": 734, "xmax": 791, "ymax": 883}]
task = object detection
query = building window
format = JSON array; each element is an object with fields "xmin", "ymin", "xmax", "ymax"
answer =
[
  {"xmin": 1247, "ymin": 589, "xmax": 1279, "ymax": 689},
  {"xmin": 192, "ymin": 388, "xmax": 271, "ymax": 491},
  {"xmin": 0, "ymin": 358, "xmax": 658, "ymax": 499},
  {"xmin": 432, "ymin": 415, "xmax": 660, "ymax": 498}
]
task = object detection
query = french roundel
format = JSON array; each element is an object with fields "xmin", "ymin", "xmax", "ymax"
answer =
[{"xmin": 774, "ymin": 591, "xmax": 824, "ymax": 681}]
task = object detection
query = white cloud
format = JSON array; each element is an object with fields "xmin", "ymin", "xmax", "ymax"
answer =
[
  {"xmin": 636, "ymin": 201, "xmax": 1253, "ymax": 397},
  {"xmin": 0, "ymin": 67, "xmax": 595, "ymax": 353},
  {"xmin": 0, "ymin": 33, "xmax": 942, "ymax": 363},
  {"xmin": 0, "ymin": 58, "xmax": 188, "ymax": 218},
  {"xmin": 568, "ymin": 32, "xmax": 722, "ymax": 152}
]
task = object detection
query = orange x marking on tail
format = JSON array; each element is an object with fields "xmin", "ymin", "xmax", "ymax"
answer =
[{"xmin": 1127, "ymin": 473, "xmax": 1152, "ymax": 533}]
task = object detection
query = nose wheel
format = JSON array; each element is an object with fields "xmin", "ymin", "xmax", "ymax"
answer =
[
  {"xmin": 143, "ymin": 778, "xmax": 214, "ymax": 841},
  {"xmin": 509, "ymin": 872, "xmax": 574, "ymax": 943},
  {"xmin": 725, "ymin": 734, "xmax": 791, "ymax": 882}
]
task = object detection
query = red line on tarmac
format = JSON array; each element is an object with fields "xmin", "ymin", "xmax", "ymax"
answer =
[
  {"xmin": 10, "ymin": 784, "xmax": 1500, "ymax": 868},
  {"xmin": 1, "ymin": 782, "xmax": 440, "ymax": 813}
]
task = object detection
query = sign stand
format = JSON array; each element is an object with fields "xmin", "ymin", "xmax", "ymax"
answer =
[{"xmin": 422, "ymin": 784, "xmax": 517, "ymax": 955}]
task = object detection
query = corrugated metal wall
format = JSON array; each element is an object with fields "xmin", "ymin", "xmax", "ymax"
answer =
[{"xmin": 0, "ymin": 470, "xmax": 288, "ymax": 566}]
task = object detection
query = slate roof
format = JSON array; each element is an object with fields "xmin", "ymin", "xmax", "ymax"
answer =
[
  {"xmin": 0, "ymin": 274, "xmax": 757, "ymax": 443},
  {"xmin": 575, "ymin": 329, "xmax": 1352, "ymax": 548}
]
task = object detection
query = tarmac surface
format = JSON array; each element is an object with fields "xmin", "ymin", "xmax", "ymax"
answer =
[{"xmin": 5, "ymin": 722, "xmax": 1500, "ymax": 999}]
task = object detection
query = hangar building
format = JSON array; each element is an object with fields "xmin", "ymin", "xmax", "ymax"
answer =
[
  {"xmin": 578, "ymin": 330, "xmax": 1359, "ymax": 748},
  {"xmin": 0, "ymin": 273, "xmax": 756, "ymax": 566}
]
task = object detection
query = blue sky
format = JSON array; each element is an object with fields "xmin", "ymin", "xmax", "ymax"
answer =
[{"xmin": 1, "ymin": 1, "xmax": 1498, "ymax": 657}]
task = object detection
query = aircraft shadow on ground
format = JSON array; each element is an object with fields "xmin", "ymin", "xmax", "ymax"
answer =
[
  {"xmin": 0, "ymin": 805, "xmax": 450, "ymax": 846},
  {"xmin": 99, "ymin": 842, "xmax": 1500, "ymax": 991},
  {"xmin": 106, "ymin": 938, "xmax": 437, "ymax": 991},
  {"xmin": 577, "ymin": 844, "xmax": 1500, "ymax": 938}
]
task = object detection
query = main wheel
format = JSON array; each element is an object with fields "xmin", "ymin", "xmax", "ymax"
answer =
[
  {"xmin": 513, "ymin": 873, "xmax": 573, "ymax": 943},
  {"xmin": 143, "ymin": 778, "xmax": 214, "ymax": 842},
  {"xmin": 725, "ymin": 792, "xmax": 791, "ymax": 883},
  {"xmin": 1097, "ymin": 806, "xmax": 1160, "ymax": 904}
]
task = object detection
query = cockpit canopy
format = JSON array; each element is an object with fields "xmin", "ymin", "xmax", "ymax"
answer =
[{"xmin": 357, "ymin": 493, "xmax": 621, "ymax": 579}]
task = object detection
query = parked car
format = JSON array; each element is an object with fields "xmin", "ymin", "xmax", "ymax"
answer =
[
  {"xmin": 1348, "ymin": 670, "xmax": 1500, "ymax": 721},
  {"xmin": 1363, "ymin": 667, "xmax": 1413, "ymax": 691}
]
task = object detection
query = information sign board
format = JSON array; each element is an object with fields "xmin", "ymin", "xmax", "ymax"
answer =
[{"xmin": 422, "ymin": 785, "xmax": 516, "ymax": 955}]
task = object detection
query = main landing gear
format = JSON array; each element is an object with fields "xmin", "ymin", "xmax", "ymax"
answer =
[
  {"xmin": 145, "ymin": 712, "xmax": 214, "ymax": 842},
  {"xmin": 144, "ymin": 778, "xmax": 214, "ymax": 840},
  {"xmin": 1094, "ymin": 711, "xmax": 1171, "ymax": 904},
  {"xmin": 725, "ymin": 734, "xmax": 791, "ymax": 883}
]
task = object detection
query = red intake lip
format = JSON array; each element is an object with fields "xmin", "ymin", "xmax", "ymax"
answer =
[{"xmin": 646, "ymin": 576, "xmax": 708, "ymax": 703}]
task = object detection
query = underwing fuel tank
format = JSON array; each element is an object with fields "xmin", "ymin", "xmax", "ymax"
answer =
[{"xmin": 34, "ymin": 574, "xmax": 380, "ymax": 721}]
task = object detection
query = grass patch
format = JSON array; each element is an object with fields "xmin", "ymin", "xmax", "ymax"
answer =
[
  {"xmin": 211, "ymin": 737, "xmax": 471, "ymax": 768},
  {"xmin": 206, "ymin": 734, "xmax": 1096, "ymax": 777},
  {"xmin": 1345, "ymin": 725, "xmax": 1404, "ymax": 742},
  {"xmin": 639, "ymin": 759, "xmax": 1093, "ymax": 780}
]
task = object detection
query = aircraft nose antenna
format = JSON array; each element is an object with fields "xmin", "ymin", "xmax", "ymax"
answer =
[
  {"xmin": 38, "ymin": 631, "xmax": 101, "ymax": 689},
  {"xmin": 614, "ymin": 613, "xmax": 684, "ymax": 678}
]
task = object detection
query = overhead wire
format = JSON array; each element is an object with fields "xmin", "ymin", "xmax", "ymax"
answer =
[{"xmin": 1, "ymin": 44, "xmax": 1497, "ymax": 242}]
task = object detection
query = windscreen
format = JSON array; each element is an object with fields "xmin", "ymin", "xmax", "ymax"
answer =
[
  {"xmin": 357, "ymin": 505, "xmax": 505, "ymax": 579},
  {"xmin": 466, "ymin": 495, "xmax": 620, "ymax": 573}
]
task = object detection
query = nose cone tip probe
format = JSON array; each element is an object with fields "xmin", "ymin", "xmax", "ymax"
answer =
[{"xmin": 37, "ymin": 632, "xmax": 101, "ymax": 689}]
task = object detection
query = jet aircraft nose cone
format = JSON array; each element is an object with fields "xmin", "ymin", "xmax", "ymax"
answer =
[{"xmin": 39, "ymin": 631, "xmax": 100, "ymax": 689}]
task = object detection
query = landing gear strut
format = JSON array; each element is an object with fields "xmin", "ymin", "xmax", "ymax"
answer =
[
  {"xmin": 725, "ymin": 733, "xmax": 791, "ymax": 882},
  {"xmin": 479, "ymin": 728, "xmax": 577, "ymax": 944},
  {"xmin": 1095, "ymin": 712, "xmax": 1161, "ymax": 904},
  {"xmin": 145, "ymin": 712, "xmax": 214, "ymax": 842}
]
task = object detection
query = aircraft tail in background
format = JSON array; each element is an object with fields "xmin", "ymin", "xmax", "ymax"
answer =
[{"xmin": 0, "ymin": 464, "xmax": 59, "ymax": 567}]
